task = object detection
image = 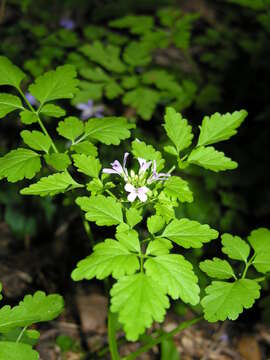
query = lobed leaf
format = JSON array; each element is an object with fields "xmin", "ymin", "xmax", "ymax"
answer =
[
  {"xmin": 164, "ymin": 176, "xmax": 193, "ymax": 203},
  {"xmin": 76, "ymin": 195, "xmax": 123, "ymax": 226},
  {"xmin": 110, "ymin": 273, "xmax": 169, "ymax": 341},
  {"xmin": 221, "ymin": 233, "xmax": 250, "ymax": 262},
  {"xmin": 200, "ymin": 258, "xmax": 235, "ymax": 279},
  {"xmin": 21, "ymin": 172, "xmax": 82, "ymax": 196},
  {"xmin": 145, "ymin": 254, "xmax": 200, "ymax": 304},
  {"xmin": 198, "ymin": 110, "xmax": 247, "ymax": 147},
  {"xmin": 0, "ymin": 148, "xmax": 41, "ymax": 182},
  {"xmin": 0, "ymin": 56, "xmax": 26, "ymax": 89},
  {"xmin": 72, "ymin": 154, "xmax": 101, "ymax": 178},
  {"xmin": 248, "ymin": 228, "xmax": 270, "ymax": 273},
  {"xmin": 0, "ymin": 93, "xmax": 24, "ymax": 118},
  {"xmin": 161, "ymin": 218, "xmax": 218, "ymax": 248},
  {"xmin": 21, "ymin": 130, "xmax": 51, "ymax": 153},
  {"xmin": 0, "ymin": 342, "xmax": 38, "ymax": 360},
  {"xmin": 188, "ymin": 146, "xmax": 238, "ymax": 172},
  {"xmin": 57, "ymin": 116, "xmax": 84, "ymax": 142},
  {"xmin": 164, "ymin": 107, "xmax": 193, "ymax": 153},
  {"xmin": 201, "ymin": 279, "xmax": 261, "ymax": 322}
]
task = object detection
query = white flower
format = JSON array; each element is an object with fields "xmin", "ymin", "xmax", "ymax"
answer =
[{"xmin": 124, "ymin": 184, "xmax": 149, "ymax": 202}]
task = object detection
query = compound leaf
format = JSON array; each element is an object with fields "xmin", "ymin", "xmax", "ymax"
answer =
[
  {"xmin": 161, "ymin": 218, "xmax": 218, "ymax": 248},
  {"xmin": 201, "ymin": 279, "xmax": 261, "ymax": 322},
  {"xmin": 188, "ymin": 146, "xmax": 238, "ymax": 172},
  {"xmin": 145, "ymin": 254, "xmax": 200, "ymax": 304},
  {"xmin": 198, "ymin": 110, "xmax": 247, "ymax": 147},
  {"xmin": 164, "ymin": 107, "xmax": 193, "ymax": 153},
  {"xmin": 76, "ymin": 195, "xmax": 123, "ymax": 226},
  {"xmin": 0, "ymin": 148, "xmax": 41, "ymax": 182},
  {"xmin": 110, "ymin": 273, "xmax": 169, "ymax": 341}
]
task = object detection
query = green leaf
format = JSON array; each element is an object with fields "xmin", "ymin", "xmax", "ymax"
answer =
[
  {"xmin": 142, "ymin": 71, "xmax": 181, "ymax": 92},
  {"xmin": 29, "ymin": 65, "xmax": 79, "ymax": 105},
  {"xmin": 0, "ymin": 291, "xmax": 64, "ymax": 332},
  {"xmin": 71, "ymin": 238, "xmax": 140, "ymax": 281},
  {"xmin": 57, "ymin": 116, "xmax": 84, "ymax": 142},
  {"xmin": 39, "ymin": 104, "xmax": 66, "ymax": 118},
  {"xmin": 200, "ymin": 258, "xmax": 235, "ymax": 279},
  {"xmin": 221, "ymin": 233, "xmax": 250, "ymax": 262},
  {"xmin": 0, "ymin": 56, "xmax": 26, "ymax": 89},
  {"xmin": 21, "ymin": 172, "xmax": 82, "ymax": 196},
  {"xmin": 104, "ymin": 81, "xmax": 123, "ymax": 99},
  {"xmin": 198, "ymin": 110, "xmax": 248, "ymax": 147},
  {"xmin": 0, "ymin": 342, "xmax": 38, "ymax": 360},
  {"xmin": 44, "ymin": 153, "xmax": 71, "ymax": 171},
  {"xmin": 109, "ymin": 15, "xmax": 154, "ymax": 34},
  {"xmin": 123, "ymin": 87, "xmax": 160, "ymax": 120},
  {"xmin": 164, "ymin": 107, "xmax": 193, "ymax": 153},
  {"xmin": 146, "ymin": 239, "xmax": 173, "ymax": 256},
  {"xmin": 85, "ymin": 117, "xmax": 134, "ymax": 145},
  {"xmin": 188, "ymin": 146, "xmax": 238, "ymax": 172},
  {"xmin": 110, "ymin": 273, "xmax": 169, "ymax": 341},
  {"xmin": 76, "ymin": 195, "xmax": 123, "ymax": 226},
  {"xmin": 161, "ymin": 218, "xmax": 218, "ymax": 248},
  {"xmin": 80, "ymin": 41, "xmax": 126, "ymax": 73},
  {"xmin": 248, "ymin": 228, "xmax": 270, "ymax": 273},
  {"xmin": 21, "ymin": 130, "xmax": 51, "ymax": 153},
  {"xmin": 0, "ymin": 149, "xmax": 41, "ymax": 182},
  {"xmin": 126, "ymin": 208, "xmax": 142, "ymax": 228},
  {"xmin": 131, "ymin": 140, "xmax": 165, "ymax": 171},
  {"xmin": 72, "ymin": 154, "xmax": 101, "ymax": 178},
  {"xmin": 147, "ymin": 215, "xmax": 165, "ymax": 234},
  {"xmin": 0, "ymin": 93, "xmax": 24, "ymax": 118},
  {"xmin": 80, "ymin": 66, "xmax": 110, "ymax": 82},
  {"xmin": 201, "ymin": 279, "xmax": 261, "ymax": 322},
  {"xmin": 145, "ymin": 254, "xmax": 200, "ymax": 304},
  {"xmin": 115, "ymin": 229, "xmax": 141, "ymax": 253},
  {"xmin": 155, "ymin": 193, "xmax": 175, "ymax": 223},
  {"xmin": 164, "ymin": 176, "xmax": 193, "ymax": 203},
  {"xmin": 71, "ymin": 140, "xmax": 97, "ymax": 156},
  {"xmin": 123, "ymin": 42, "xmax": 151, "ymax": 66},
  {"xmin": 74, "ymin": 82, "xmax": 103, "ymax": 102},
  {"xmin": 20, "ymin": 110, "xmax": 38, "ymax": 125}
]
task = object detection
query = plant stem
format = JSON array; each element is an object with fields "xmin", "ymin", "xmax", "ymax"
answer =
[
  {"xmin": 108, "ymin": 311, "xmax": 121, "ymax": 360},
  {"xmin": 241, "ymin": 254, "xmax": 256, "ymax": 279},
  {"xmin": 18, "ymin": 88, "xmax": 59, "ymax": 153},
  {"xmin": 16, "ymin": 326, "xmax": 27, "ymax": 343},
  {"xmin": 124, "ymin": 316, "xmax": 202, "ymax": 360}
]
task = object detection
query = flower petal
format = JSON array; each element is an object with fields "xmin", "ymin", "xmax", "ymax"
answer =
[
  {"xmin": 127, "ymin": 191, "xmax": 137, "ymax": 202},
  {"xmin": 137, "ymin": 187, "xmax": 148, "ymax": 202},
  {"xmin": 125, "ymin": 183, "xmax": 135, "ymax": 193},
  {"xmin": 102, "ymin": 168, "xmax": 119, "ymax": 174}
]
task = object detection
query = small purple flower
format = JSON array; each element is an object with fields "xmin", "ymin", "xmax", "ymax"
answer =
[
  {"xmin": 147, "ymin": 160, "xmax": 171, "ymax": 184},
  {"xmin": 103, "ymin": 153, "xmax": 129, "ymax": 180},
  {"xmin": 138, "ymin": 158, "xmax": 152, "ymax": 174},
  {"xmin": 60, "ymin": 17, "xmax": 75, "ymax": 30},
  {"xmin": 25, "ymin": 92, "xmax": 38, "ymax": 106},
  {"xmin": 124, "ymin": 183, "xmax": 149, "ymax": 202},
  {"xmin": 76, "ymin": 100, "xmax": 104, "ymax": 120}
]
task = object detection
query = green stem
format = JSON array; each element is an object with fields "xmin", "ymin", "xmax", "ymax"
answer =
[
  {"xmin": 16, "ymin": 326, "xmax": 27, "ymax": 343},
  {"xmin": 108, "ymin": 311, "xmax": 121, "ymax": 360},
  {"xmin": 124, "ymin": 316, "xmax": 202, "ymax": 360},
  {"xmin": 241, "ymin": 253, "xmax": 256, "ymax": 279},
  {"xmin": 18, "ymin": 88, "xmax": 59, "ymax": 153}
]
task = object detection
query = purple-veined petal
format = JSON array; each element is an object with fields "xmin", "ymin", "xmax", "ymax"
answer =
[
  {"xmin": 111, "ymin": 160, "xmax": 124, "ymax": 175},
  {"xmin": 103, "ymin": 168, "xmax": 119, "ymax": 174},
  {"xmin": 138, "ymin": 158, "xmax": 152, "ymax": 174}
]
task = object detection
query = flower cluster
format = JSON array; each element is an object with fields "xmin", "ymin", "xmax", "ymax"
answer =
[
  {"xmin": 103, "ymin": 153, "xmax": 170, "ymax": 202},
  {"xmin": 76, "ymin": 100, "xmax": 104, "ymax": 120}
]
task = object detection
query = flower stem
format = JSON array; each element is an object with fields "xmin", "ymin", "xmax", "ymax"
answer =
[
  {"xmin": 108, "ymin": 311, "xmax": 121, "ymax": 360},
  {"xmin": 16, "ymin": 326, "xmax": 27, "ymax": 343},
  {"xmin": 123, "ymin": 316, "xmax": 202, "ymax": 360}
]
